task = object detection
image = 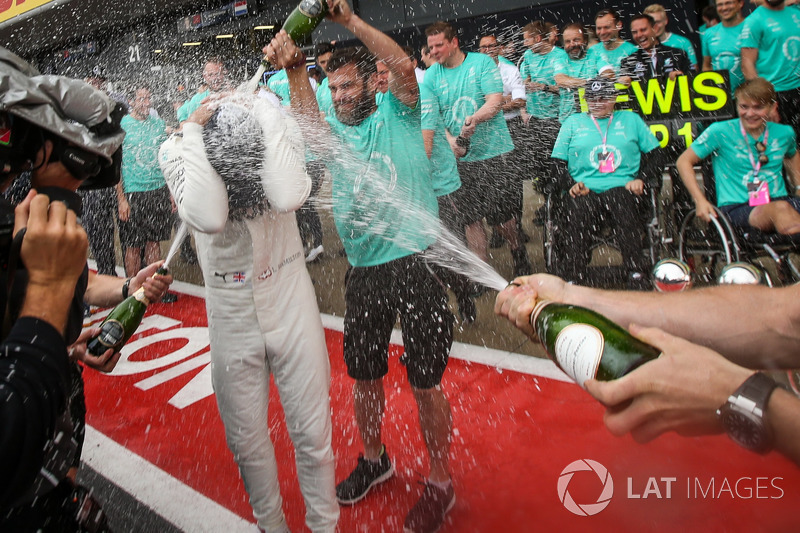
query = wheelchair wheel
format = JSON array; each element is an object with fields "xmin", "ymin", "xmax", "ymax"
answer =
[{"xmin": 678, "ymin": 208, "xmax": 740, "ymax": 285}]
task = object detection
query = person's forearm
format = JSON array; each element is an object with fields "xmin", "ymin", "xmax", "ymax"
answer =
[
  {"xmin": 676, "ymin": 151, "xmax": 707, "ymax": 204},
  {"xmin": 471, "ymin": 93, "xmax": 503, "ymax": 125},
  {"xmin": 19, "ymin": 282, "xmax": 75, "ymax": 334},
  {"xmin": 768, "ymin": 389, "xmax": 800, "ymax": 466},
  {"xmin": 501, "ymin": 98, "xmax": 527, "ymax": 112},
  {"xmin": 554, "ymin": 74, "xmax": 585, "ymax": 89},
  {"xmin": 288, "ymin": 65, "xmax": 322, "ymax": 127},
  {"xmin": 84, "ymin": 272, "xmax": 125, "ymax": 307},
  {"xmin": 562, "ymin": 283, "xmax": 800, "ymax": 368},
  {"xmin": 741, "ymin": 49, "xmax": 758, "ymax": 80}
]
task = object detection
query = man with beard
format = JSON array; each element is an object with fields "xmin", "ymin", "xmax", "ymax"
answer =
[
  {"xmin": 740, "ymin": 0, "xmax": 800, "ymax": 141},
  {"xmin": 620, "ymin": 14, "xmax": 691, "ymax": 83},
  {"xmin": 587, "ymin": 9, "xmax": 638, "ymax": 83},
  {"xmin": 701, "ymin": 0, "xmax": 747, "ymax": 91},
  {"xmin": 554, "ymin": 22, "xmax": 613, "ymax": 123},
  {"xmin": 266, "ymin": 1, "xmax": 456, "ymax": 531},
  {"xmin": 643, "ymin": 3, "xmax": 698, "ymax": 71}
]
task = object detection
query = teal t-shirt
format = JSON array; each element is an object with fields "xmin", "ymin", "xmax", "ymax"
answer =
[
  {"xmin": 690, "ymin": 119, "xmax": 797, "ymax": 206},
  {"xmin": 662, "ymin": 33, "xmax": 698, "ymax": 68},
  {"xmin": 519, "ymin": 47, "xmax": 567, "ymax": 119},
  {"xmin": 739, "ymin": 6, "xmax": 800, "ymax": 91},
  {"xmin": 551, "ymin": 111, "xmax": 660, "ymax": 193},
  {"xmin": 586, "ymin": 41, "xmax": 638, "ymax": 72},
  {"xmin": 701, "ymin": 21, "xmax": 746, "ymax": 90},
  {"xmin": 552, "ymin": 54, "xmax": 608, "ymax": 122},
  {"xmin": 176, "ymin": 90, "xmax": 210, "ymax": 123},
  {"xmin": 267, "ymin": 69, "xmax": 290, "ymax": 106},
  {"xmin": 325, "ymin": 89, "xmax": 438, "ymax": 267},
  {"xmin": 423, "ymin": 52, "xmax": 514, "ymax": 162},
  {"xmin": 120, "ymin": 115, "xmax": 168, "ymax": 193},
  {"xmin": 420, "ymin": 84, "xmax": 461, "ymax": 197},
  {"xmin": 316, "ymin": 77, "xmax": 333, "ymax": 117}
]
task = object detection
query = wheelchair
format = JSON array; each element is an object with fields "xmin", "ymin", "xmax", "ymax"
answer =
[
  {"xmin": 675, "ymin": 168, "xmax": 800, "ymax": 286},
  {"xmin": 541, "ymin": 156, "xmax": 671, "ymax": 288}
]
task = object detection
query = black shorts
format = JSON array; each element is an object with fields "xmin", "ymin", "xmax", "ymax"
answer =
[
  {"xmin": 343, "ymin": 253, "xmax": 454, "ymax": 389},
  {"xmin": 118, "ymin": 187, "xmax": 173, "ymax": 248},
  {"xmin": 520, "ymin": 117, "xmax": 560, "ymax": 185},
  {"xmin": 455, "ymin": 153, "xmax": 518, "ymax": 226},
  {"xmin": 720, "ymin": 196, "xmax": 800, "ymax": 228}
]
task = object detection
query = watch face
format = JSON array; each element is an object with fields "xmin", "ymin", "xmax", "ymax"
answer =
[{"xmin": 724, "ymin": 411, "xmax": 767, "ymax": 451}]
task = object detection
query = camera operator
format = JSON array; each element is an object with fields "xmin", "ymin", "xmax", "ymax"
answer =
[{"xmin": 1, "ymin": 47, "xmax": 173, "ymax": 530}]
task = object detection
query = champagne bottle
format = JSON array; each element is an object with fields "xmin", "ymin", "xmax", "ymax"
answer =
[
  {"xmin": 282, "ymin": 0, "xmax": 328, "ymax": 43},
  {"xmin": 86, "ymin": 267, "xmax": 168, "ymax": 356},
  {"xmin": 531, "ymin": 300, "xmax": 660, "ymax": 387}
]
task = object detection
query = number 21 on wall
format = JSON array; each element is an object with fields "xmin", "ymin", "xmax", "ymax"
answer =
[
  {"xmin": 129, "ymin": 44, "xmax": 141, "ymax": 63},
  {"xmin": 649, "ymin": 121, "xmax": 696, "ymax": 149}
]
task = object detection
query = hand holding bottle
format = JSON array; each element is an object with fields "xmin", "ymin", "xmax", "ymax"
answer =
[
  {"xmin": 585, "ymin": 324, "xmax": 752, "ymax": 443},
  {"xmin": 494, "ymin": 274, "xmax": 568, "ymax": 339},
  {"xmin": 70, "ymin": 326, "xmax": 120, "ymax": 373},
  {"xmin": 131, "ymin": 261, "xmax": 174, "ymax": 303}
]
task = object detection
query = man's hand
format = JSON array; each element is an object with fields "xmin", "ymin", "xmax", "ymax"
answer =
[
  {"xmin": 668, "ymin": 70, "xmax": 684, "ymax": 81},
  {"xmin": 17, "ymin": 191, "xmax": 88, "ymax": 292},
  {"xmin": 625, "ymin": 178, "xmax": 644, "ymax": 196},
  {"xmin": 494, "ymin": 274, "xmax": 568, "ymax": 339},
  {"xmin": 570, "ymin": 181, "xmax": 590, "ymax": 198},
  {"xmin": 694, "ymin": 198, "xmax": 717, "ymax": 222},
  {"xmin": 130, "ymin": 261, "xmax": 174, "ymax": 303},
  {"xmin": 326, "ymin": 0, "xmax": 355, "ymax": 26},
  {"xmin": 585, "ymin": 325, "xmax": 753, "ymax": 443},
  {"xmin": 118, "ymin": 197, "xmax": 130, "ymax": 222},
  {"xmin": 460, "ymin": 116, "xmax": 476, "ymax": 139},
  {"xmin": 70, "ymin": 326, "xmax": 121, "ymax": 373},
  {"xmin": 264, "ymin": 30, "xmax": 305, "ymax": 70}
]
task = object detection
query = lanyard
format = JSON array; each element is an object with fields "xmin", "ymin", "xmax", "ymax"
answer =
[
  {"xmin": 739, "ymin": 119, "xmax": 768, "ymax": 179},
  {"xmin": 590, "ymin": 112, "xmax": 614, "ymax": 150}
]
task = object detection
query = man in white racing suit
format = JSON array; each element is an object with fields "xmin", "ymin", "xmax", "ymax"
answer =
[{"xmin": 159, "ymin": 94, "xmax": 338, "ymax": 533}]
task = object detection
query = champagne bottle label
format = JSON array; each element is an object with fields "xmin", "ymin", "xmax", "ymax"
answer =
[
  {"xmin": 94, "ymin": 319, "xmax": 125, "ymax": 350},
  {"xmin": 298, "ymin": 0, "xmax": 325, "ymax": 17},
  {"xmin": 133, "ymin": 288, "xmax": 150, "ymax": 306},
  {"xmin": 553, "ymin": 324, "xmax": 605, "ymax": 388}
]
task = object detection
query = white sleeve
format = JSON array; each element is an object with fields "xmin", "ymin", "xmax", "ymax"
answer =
[
  {"xmin": 159, "ymin": 122, "xmax": 229, "ymax": 234},
  {"xmin": 253, "ymin": 99, "xmax": 311, "ymax": 213},
  {"xmin": 507, "ymin": 65, "xmax": 526, "ymax": 101}
]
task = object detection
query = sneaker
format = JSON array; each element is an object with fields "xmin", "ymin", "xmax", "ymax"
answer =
[
  {"xmin": 305, "ymin": 245, "xmax": 324, "ymax": 263},
  {"xmin": 336, "ymin": 447, "xmax": 394, "ymax": 505},
  {"xmin": 161, "ymin": 292, "xmax": 179, "ymax": 304},
  {"xmin": 403, "ymin": 480, "xmax": 456, "ymax": 533}
]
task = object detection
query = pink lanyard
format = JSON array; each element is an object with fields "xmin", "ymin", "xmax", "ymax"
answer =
[
  {"xmin": 590, "ymin": 113, "xmax": 614, "ymax": 150},
  {"xmin": 739, "ymin": 119, "xmax": 768, "ymax": 180}
]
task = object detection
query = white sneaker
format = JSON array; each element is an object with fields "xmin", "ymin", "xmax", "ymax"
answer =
[{"xmin": 305, "ymin": 245, "xmax": 324, "ymax": 263}]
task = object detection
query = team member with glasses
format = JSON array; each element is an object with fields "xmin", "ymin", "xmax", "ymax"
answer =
[{"xmin": 676, "ymin": 77, "xmax": 800, "ymax": 235}]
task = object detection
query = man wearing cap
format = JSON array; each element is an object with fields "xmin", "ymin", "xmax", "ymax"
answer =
[{"xmin": 550, "ymin": 77, "xmax": 661, "ymax": 287}]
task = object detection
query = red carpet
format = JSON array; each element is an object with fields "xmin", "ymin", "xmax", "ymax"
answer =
[{"xmin": 83, "ymin": 290, "xmax": 799, "ymax": 532}]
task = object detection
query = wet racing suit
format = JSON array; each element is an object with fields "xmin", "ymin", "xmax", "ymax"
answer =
[{"xmin": 159, "ymin": 95, "xmax": 338, "ymax": 533}]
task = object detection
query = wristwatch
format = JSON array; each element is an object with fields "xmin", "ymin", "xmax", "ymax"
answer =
[{"xmin": 716, "ymin": 372, "xmax": 780, "ymax": 453}]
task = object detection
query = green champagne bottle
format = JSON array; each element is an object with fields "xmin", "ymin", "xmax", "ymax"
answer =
[
  {"xmin": 531, "ymin": 300, "xmax": 661, "ymax": 387},
  {"xmin": 282, "ymin": 0, "xmax": 328, "ymax": 43},
  {"xmin": 86, "ymin": 267, "xmax": 168, "ymax": 356}
]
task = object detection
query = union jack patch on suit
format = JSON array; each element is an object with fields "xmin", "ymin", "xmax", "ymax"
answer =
[{"xmin": 232, "ymin": 272, "xmax": 246, "ymax": 283}]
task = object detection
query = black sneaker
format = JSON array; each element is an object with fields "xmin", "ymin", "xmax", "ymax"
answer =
[
  {"xmin": 403, "ymin": 480, "xmax": 456, "ymax": 533},
  {"xmin": 336, "ymin": 447, "xmax": 394, "ymax": 505}
]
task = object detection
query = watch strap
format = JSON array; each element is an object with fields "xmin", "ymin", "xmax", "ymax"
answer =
[{"xmin": 729, "ymin": 372, "xmax": 780, "ymax": 415}]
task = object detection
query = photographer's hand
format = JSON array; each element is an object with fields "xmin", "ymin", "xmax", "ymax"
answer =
[{"xmin": 15, "ymin": 191, "xmax": 89, "ymax": 334}]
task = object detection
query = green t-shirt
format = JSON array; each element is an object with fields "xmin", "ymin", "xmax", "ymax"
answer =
[
  {"xmin": 701, "ymin": 21, "xmax": 746, "ymax": 91},
  {"xmin": 120, "ymin": 115, "xmax": 168, "ymax": 193},
  {"xmin": 691, "ymin": 119, "xmax": 797, "ymax": 206},
  {"xmin": 586, "ymin": 41, "xmax": 638, "ymax": 72},
  {"xmin": 423, "ymin": 52, "xmax": 514, "ymax": 162},
  {"xmin": 553, "ymin": 53, "xmax": 609, "ymax": 122},
  {"xmin": 325, "ymin": 89, "xmax": 438, "ymax": 267},
  {"xmin": 662, "ymin": 33, "xmax": 698, "ymax": 68},
  {"xmin": 316, "ymin": 77, "xmax": 333, "ymax": 117},
  {"xmin": 739, "ymin": 6, "xmax": 800, "ymax": 91},
  {"xmin": 519, "ymin": 47, "xmax": 567, "ymax": 119},
  {"xmin": 420, "ymin": 84, "xmax": 461, "ymax": 197},
  {"xmin": 176, "ymin": 90, "xmax": 210, "ymax": 123},
  {"xmin": 551, "ymin": 111, "xmax": 660, "ymax": 193},
  {"xmin": 267, "ymin": 69, "xmax": 290, "ymax": 106}
]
